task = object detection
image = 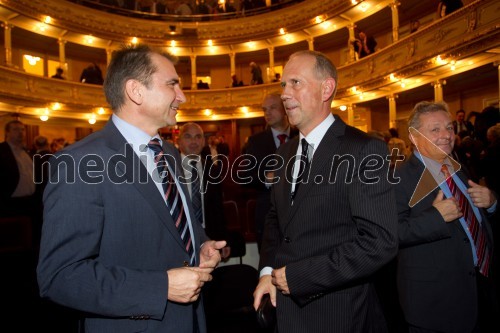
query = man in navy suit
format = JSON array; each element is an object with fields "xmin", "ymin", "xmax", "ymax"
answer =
[
  {"xmin": 244, "ymin": 93, "xmax": 297, "ymax": 250},
  {"xmin": 37, "ymin": 44, "xmax": 225, "ymax": 333},
  {"xmin": 395, "ymin": 101, "xmax": 499, "ymax": 332},
  {"xmin": 253, "ymin": 50, "xmax": 398, "ymax": 332}
]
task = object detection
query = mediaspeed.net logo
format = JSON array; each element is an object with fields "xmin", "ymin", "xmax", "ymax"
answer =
[{"xmin": 407, "ymin": 126, "xmax": 460, "ymax": 208}]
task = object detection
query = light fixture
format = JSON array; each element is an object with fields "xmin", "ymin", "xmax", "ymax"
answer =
[
  {"xmin": 84, "ymin": 35, "xmax": 94, "ymax": 44},
  {"xmin": 24, "ymin": 55, "xmax": 41, "ymax": 66},
  {"xmin": 40, "ymin": 115, "xmax": 49, "ymax": 121},
  {"xmin": 339, "ymin": 105, "xmax": 347, "ymax": 111},
  {"xmin": 44, "ymin": 16, "xmax": 52, "ymax": 24},
  {"xmin": 35, "ymin": 23, "xmax": 47, "ymax": 32},
  {"xmin": 241, "ymin": 106, "xmax": 249, "ymax": 114},
  {"xmin": 52, "ymin": 102, "xmax": 61, "ymax": 110},
  {"xmin": 359, "ymin": 3, "xmax": 369, "ymax": 12},
  {"xmin": 131, "ymin": 37, "xmax": 138, "ymax": 45},
  {"xmin": 279, "ymin": 28, "xmax": 285, "ymax": 35},
  {"xmin": 315, "ymin": 16, "xmax": 323, "ymax": 24},
  {"xmin": 88, "ymin": 113, "xmax": 97, "ymax": 124},
  {"xmin": 207, "ymin": 39, "xmax": 213, "ymax": 46},
  {"xmin": 97, "ymin": 107, "xmax": 105, "ymax": 115},
  {"xmin": 204, "ymin": 109, "xmax": 212, "ymax": 116},
  {"xmin": 170, "ymin": 40, "xmax": 176, "ymax": 47}
]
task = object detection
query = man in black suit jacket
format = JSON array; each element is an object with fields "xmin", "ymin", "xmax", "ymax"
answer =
[
  {"xmin": 37, "ymin": 45, "xmax": 225, "ymax": 333},
  {"xmin": 0, "ymin": 120, "xmax": 36, "ymax": 217},
  {"xmin": 244, "ymin": 93, "xmax": 297, "ymax": 250},
  {"xmin": 395, "ymin": 101, "xmax": 499, "ymax": 332},
  {"xmin": 452, "ymin": 109, "xmax": 474, "ymax": 137},
  {"xmin": 177, "ymin": 122, "xmax": 231, "ymax": 259},
  {"xmin": 253, "ymin": 50, "xmax": 398, "ymax": 332}
]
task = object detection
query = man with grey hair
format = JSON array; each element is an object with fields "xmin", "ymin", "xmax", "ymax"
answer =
[{"xmin": 395, "ymin": 100, "xmax": 499, "ymax": 332}]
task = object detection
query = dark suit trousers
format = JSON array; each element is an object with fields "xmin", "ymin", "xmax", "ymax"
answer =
[{"xmin": 408, "ymin": 270, "xmax": 499, "ymax": 333}]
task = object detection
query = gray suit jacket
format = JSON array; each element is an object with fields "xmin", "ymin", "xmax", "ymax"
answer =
[
  {"xmin": 259, "ymin": 117, "xmax": 398, "ymax": 333},
  {"xmin": 37, "ymin": 120, "xmax": 208, "ymax": 333}
]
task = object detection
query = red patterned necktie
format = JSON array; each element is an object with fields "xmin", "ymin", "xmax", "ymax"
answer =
[
  {"xmin": 277, "ymin": 134, "xmax": 288, "ymax": 147},
  {"xmin": 148, "ymin": 138, "xmax": 195, "ymax": 266},
  {"xmin": 441, "ymin": 165, "xmax": 490, "ymax": 276}
]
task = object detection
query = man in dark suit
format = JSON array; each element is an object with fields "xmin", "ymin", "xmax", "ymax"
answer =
[
  {"xmin": 177, "ymin": 122, "xmax": 231, "ymax": 259},
  {"xmin": 244, "ymin": 93, "xmax": 297, "ymax": 250},
  {"xmin": 37, "ymin": 44, "xmax": 225, "ymax": 333},
  {"xmin": 452, "ymin": 109, "xmax": 474, "ymax": 137},
  {"xmin": 0, "ymin": 119, "xmax": 36, "ymax": 217},
  {"xmin": 395, "ymin": 101, "xmax": 499, "ymax": 332},
  {"xmin": 253, "ymin": 50, "xmax": 398, "ymax": 332}
]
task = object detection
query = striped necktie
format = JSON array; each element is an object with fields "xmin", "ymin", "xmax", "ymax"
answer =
[
  {"xmin": 189, "ymin": 159, "xmax": 203, "ymax": 225},
  {"xmin": 441, "ymin": 165, "xmax": 490, "ymax": 276},
  {"xmin": 148, "ymin": 138, "xmax": 195, "ymax": 266}
]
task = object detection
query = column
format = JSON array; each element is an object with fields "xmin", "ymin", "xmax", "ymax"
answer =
[
  {"xmin": 307, "ymin": 37, "xmax": 314, "ymax": 51},
  {"xmin": 432, "ymin": 80, "xmax": 445, "ymax": 102},
  {"xmin": 347, "ymin": 104, "xmax": 354, "ymax": 126},
  {"xmin": 387, "ymin": 94, "xmax": 398, "ymax": 128},
  {"xmin": 268, "ymin": 47, "xmax": 275, "ymax": 81},
  {"xmin": 496, "ymin": 62, "xmax": 500, "ymax": 109},
  {"xmin": 229, "ymin": 52, "xmax": 236, "ymax": 76},
  {"xmin": 389, "ymin": 1, "xmax": 400, "ymax": 43},
  {"xmin": 190, "ymin": 55, "xmax": 197, "ymax": 90},
  {"xmin": 106, "ymin": 49, "xmax": 113, "ymax": 66},
  {"xmin": 2, "ymin": 22, "xmax": 13, "ymax": 66},
  {"xmin": 348, "ymin": 24, "xmax": 357, "ymax": 62},
  {"xmin": 58, "ymin": 38, "xmax": 67, "ymax": 69}
]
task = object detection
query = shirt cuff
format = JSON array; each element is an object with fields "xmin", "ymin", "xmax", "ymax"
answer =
[
  {"xmin": 260, "ymin": 266, "xmax": 273, "ymax": 278},
  {"xmin": 487, "ymin": 199, "xmax": 497, "ymax": 214}
]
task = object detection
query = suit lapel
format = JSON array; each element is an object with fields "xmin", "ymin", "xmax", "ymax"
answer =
[{"xmin": 103, "ymin": 121, "xmax": 186, "ymax": 251}]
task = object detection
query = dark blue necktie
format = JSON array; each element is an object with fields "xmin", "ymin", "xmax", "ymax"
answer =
[{"xmin": 148, "ymin": 138, "xmax": 195, "ymax": 266}]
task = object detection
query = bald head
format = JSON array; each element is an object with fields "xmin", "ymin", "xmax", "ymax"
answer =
[
  {"xmin": 262, "ymin": 93, "xmax": 288, "ymax": 131},
  {"xmin": 178, "ymin": 122, "xmax": 205, "ymax": 156}
]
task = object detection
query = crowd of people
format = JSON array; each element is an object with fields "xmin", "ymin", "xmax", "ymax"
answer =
[{"xmin": 1, "ymin": 43, "xmax": 499, "ymax": 333}]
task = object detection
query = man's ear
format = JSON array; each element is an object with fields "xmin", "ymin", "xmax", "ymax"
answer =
[
  {"xmin": 125, "ymin": 79, "xmax": 143, "ymax": 105},
  {"xmin": 322, "ymin": 78, "xmax": 336, "ymax": 102}
]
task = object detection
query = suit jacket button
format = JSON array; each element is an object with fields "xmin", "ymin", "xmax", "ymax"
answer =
[
  {"xmin": 183, "ymin": 261, "xmax": 189, "ymax": 267},
  {"xmin": 284, "ymin": 236, "xmax": 291, "ymax": 243}
]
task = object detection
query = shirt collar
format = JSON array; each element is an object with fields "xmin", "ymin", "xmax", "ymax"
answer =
[{"xmin": 300, "ymin": 113, "xmax": 335, "ymax": 156}]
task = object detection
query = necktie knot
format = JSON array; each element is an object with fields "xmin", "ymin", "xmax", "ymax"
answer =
[
  {"xmin": 147, "ymin": 138, "xmax": 162, "ymax": 154},
  {"xmin": 440, "ymin": 164, "xmax": 451, "ymax": 179},
  {"xmin": 277, "ymin": 134, "xmax": 288, "ymax": 146}
]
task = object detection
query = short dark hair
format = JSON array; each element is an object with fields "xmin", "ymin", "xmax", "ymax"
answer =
[
  {"xmin": 456, "ymin": 109, "xmax": 466, "ymax": 115},
  {"xmin": 5, "ymin": 120, "xmax": 23, "ymax": 132},
  {"xmin": 103, "ymin": 44, "xmax": 177, "ymax": 112}
]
